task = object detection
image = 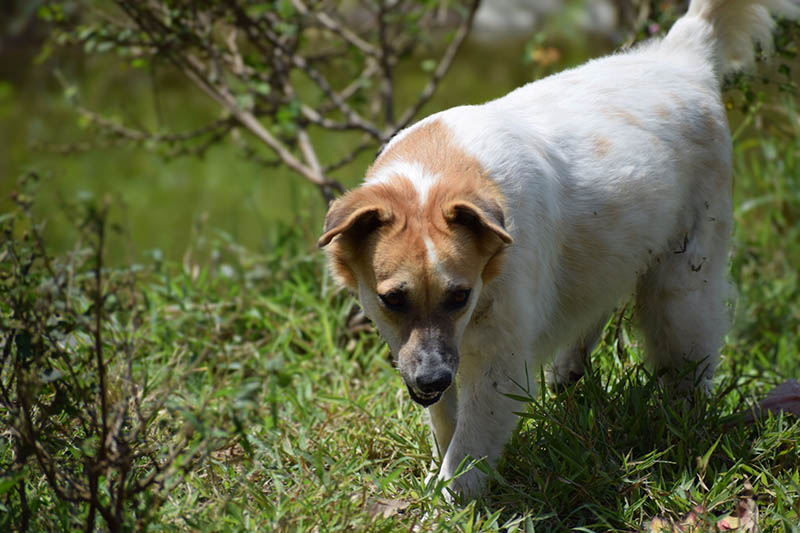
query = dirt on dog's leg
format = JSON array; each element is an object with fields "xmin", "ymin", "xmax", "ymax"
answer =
[{"xmin": 635, "ymin": 209, "xmax": 732, "ymax": 392}]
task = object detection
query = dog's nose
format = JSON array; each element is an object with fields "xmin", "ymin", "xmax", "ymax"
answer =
[{"xmin": 416, "ymin": 368, "xmax": 452, "ymax": 394}]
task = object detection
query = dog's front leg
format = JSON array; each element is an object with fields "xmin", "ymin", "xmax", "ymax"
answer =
[
  {"xmin": 428, "ymin": 383, "xmax": 458, "ymax": 459},
  {"xmin": 438, "ymin": 372, "xmax": 520, "ymax": 499}
]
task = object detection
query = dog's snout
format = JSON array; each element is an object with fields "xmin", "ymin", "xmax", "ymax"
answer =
[{"xmin": 416, "ymin": 368, "xmax": 453, "ymax": 394}]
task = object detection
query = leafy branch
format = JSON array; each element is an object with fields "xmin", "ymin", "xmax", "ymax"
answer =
[{"xmin": 41, "ymin": 0, "xmax": 483, "ymax": 203}]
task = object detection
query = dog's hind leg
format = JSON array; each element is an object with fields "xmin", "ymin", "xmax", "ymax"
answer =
[
  {"xmin": 548, "ymin": 316, "xmax": 608, "ymax": 388},
  {"xmin": 634, "ymin": 211, "xmax": 732, "ymax": 392}
]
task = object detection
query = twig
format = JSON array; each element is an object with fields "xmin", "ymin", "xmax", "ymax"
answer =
[
  {"xmin": 323, "ymin": 137, "xmax": 377, "ymax": 173},
  {"xmin": 394, "ymin": 0, "xmax": 481, "ymax": 133},
  {"xmin": 377, "ymin": 1, "xmax": 396, "ymax": 128},
  {"xmin": 226, "ymin": 1, "xmax": 383, "ymax": 139},
  {"xmin": 290, "ymin": 0, "xmax": 378, "ymax": 57}
]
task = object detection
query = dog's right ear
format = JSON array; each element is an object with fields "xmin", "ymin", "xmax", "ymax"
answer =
[
  {"xmin": 317, "ymin": 194, "xmax": 391, "ymax": 248},
  {"xmin": 318, "ymin": 192, "xmax": 392, "ymax": 290}
]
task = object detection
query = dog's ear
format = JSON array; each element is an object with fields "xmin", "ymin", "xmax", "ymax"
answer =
[
  {"xmin": 443, "ymin": 199, "xmax": 513, "ymax": 245},
  {"xmin": 317, "ymin": 194, "xmax": 392, "ymax": 248},
  {"xmin": 318, "ymin": 190, "xmax": 392, "ymax": 290},
  {"xmin": 443, "ymin": 198, "xmax": 512, "ymax": 282}
]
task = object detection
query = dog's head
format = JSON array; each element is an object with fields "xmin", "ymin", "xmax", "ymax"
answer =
[{"xmin": 318, "ymin": 130, "xmax": 512, "ymax": 406}]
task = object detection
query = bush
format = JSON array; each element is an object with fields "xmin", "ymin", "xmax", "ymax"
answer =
[{"xmin": 0, "ymin": 174, "xmax": 232, "ymax": 531}]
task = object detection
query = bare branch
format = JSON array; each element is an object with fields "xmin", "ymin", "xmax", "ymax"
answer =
[
  {"xmin": 290, "ymin": 0, "xmax": 379, "ymax": 57},
  {"xmin": 76, "ymin": 107, "xmax": 234, "ymax": 145},
  {"xmin": 323, "ymin": 137, "xmax": 377, "ymax": 173},
  {"xmin": 88, "ymin": 0, "xmax": 486, "ymax": 202},
  {"xmin": 395, "ymin": 0, "xmax": 481, "ymax": 133},
  {"xmin": 316, "ymin": 59, "xmax": 381, "ymax": 115},
  {"xmin": 226, "ymin": 1, "xmax": 384, "ymax": 139},
  {"xmin": 377, "ymin": 1, "xmax": 396, "ymax": 129}
]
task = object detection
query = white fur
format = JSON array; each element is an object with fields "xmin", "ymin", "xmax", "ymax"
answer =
[
  {"xmin": 352, "ymin": 0, "xmax": 799, "ymax": 498},
  {"xmin": 367, "ymin": 158, "xmax": 439, "ymax": 204}
]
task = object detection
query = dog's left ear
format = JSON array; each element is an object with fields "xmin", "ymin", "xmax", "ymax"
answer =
[{"xmin": 443, "ymin": 199, "xmax": 513, "ymax": 245}]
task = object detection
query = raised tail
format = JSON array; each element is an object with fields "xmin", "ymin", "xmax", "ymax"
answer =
[{"xmin": 664, "ymin": 0, "xmax": 800, "ymax": 78}]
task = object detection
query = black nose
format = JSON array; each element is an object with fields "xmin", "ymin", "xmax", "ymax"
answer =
[{"xmin": 416, "ymin": 369, "xmax": 452, "ymax": 394}]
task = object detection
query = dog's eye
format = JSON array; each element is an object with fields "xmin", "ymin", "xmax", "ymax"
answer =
[
  {"xmin": 379, "ymin": 290, "xmax": 407, "ymax": 311},
  {"xmin": 444, "ymin": 288, "xmax": 471, "ymax": 311}
]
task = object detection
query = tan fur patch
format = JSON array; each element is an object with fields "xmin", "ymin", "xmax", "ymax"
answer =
[
  {"xmin": 593, "ymin": 136, "xmax": 612, "ymax": 158},
  {"xmin": 610, "ymin": 109, "xmax": 642, "ymax": 128}
]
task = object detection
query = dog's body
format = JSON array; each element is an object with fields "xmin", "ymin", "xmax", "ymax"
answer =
[{"xmin": 319, "ymin": 0, "xmax": 800, "ymax": 497}]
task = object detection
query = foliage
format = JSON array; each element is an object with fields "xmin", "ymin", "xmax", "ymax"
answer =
[
  {"xmin": 37, "ymin": 0, "xmax": 482, "ymax": 202},
  {"xmin": 0, "ymin": 175, "xmax": 237, "ymax": 531}
]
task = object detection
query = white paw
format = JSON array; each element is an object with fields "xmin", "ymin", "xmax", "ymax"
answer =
[{"xmin": 440, "ymin": 464, "xmax": 487, "ymax": 501}]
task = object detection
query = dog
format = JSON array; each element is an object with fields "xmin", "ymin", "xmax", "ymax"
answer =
[{"xmin": 318, "ymin": 0, "xmax": 800, "ymax": 498}]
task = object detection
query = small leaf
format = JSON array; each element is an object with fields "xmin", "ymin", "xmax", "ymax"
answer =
[
  {"xmin": 236, "ymin": 93, "xmax": 254, "ymax": 111},
  {"xmin": 0, "ymin": 471, "xmax": 26, "ymax": 497},
  {"xmin": 254, "ymin": 82, "xmax": 271, "ymax": 96}
]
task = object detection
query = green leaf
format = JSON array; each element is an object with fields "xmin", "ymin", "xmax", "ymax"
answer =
[
  {"xmin": 254, "ymin": 82, "xmax": 271, "ymax": 96},
  {"xmin": 0, "ymin": 471, "xmax": 26, "ymax": 497},
  {"xmin": 236, "ymin": 93, "xmax": 254, "ymax": 111}
]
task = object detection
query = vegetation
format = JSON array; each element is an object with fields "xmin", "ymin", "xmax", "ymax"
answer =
[
  {"xmin": 35, "ymin": 0, "xmax": 483, "ymax": 202},
  {"xmin": 1, "ymin": 0, "xmax": 799, "ymax": 531},
  {"xmin": 3, "ymin": 113, "xmax": 799, "ymax": 529}
]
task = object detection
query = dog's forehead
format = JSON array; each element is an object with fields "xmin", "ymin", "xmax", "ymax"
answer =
[{"xmin": 372, "ymin": 225, "xmax": 477, "ymax": 294}]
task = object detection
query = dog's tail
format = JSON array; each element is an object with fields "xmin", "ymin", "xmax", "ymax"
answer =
[{"xmin": 664, "ymin": 0, "xmax": 800, "ymax": 78}]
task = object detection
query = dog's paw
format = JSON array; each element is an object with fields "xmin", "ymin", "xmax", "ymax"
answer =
[{"xmin": 441, "ymin": 467, "xmax": 487, "ymax": 502}]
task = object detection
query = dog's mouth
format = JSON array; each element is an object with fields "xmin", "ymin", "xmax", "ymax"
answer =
[{"xmin": 406, "ymin": 385, "xmax": 443, "ymax": 407}]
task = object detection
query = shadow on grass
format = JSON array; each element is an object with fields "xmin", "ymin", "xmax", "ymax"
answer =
[{"xmin": 472, "ymin": 361, "xmax": 798, "ymax": 531}]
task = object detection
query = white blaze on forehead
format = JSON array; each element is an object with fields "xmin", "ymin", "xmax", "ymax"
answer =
[
  {"xmin": 424, "ymin": 236, "xmax": 438, "ymax": 267},
  {"xmin": 367, "ymin": 160, "xmax": 441, "ymax": 205},
  {"xmin": 424, "ymin": 236, "xmax": 449, "ymax": 281}
]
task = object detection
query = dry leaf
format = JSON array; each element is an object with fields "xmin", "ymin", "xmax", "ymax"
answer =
[
  {"xmin": 717, "ymin": 481, "xmax": 758, "ymax": 532},
  {"xmin": 366, "ymin": 497, "xmax": 410, "ymax": 519},
  {"xmin": 644, "ymin": 506, "xmax": 708, "ymax": 533},
  {"xmin": 643, "ymin": 481, "xmax": 758, "ymax": 532},
  {"xmin": 754, "ymin": 379, "xmax": 800, "ymax": 418},
  {"xmin": 530, "ymin": 46, "xmax": 561, "ymax": 67},
  {"xmin": 644, "ymin": 516, "xmax": 678, "ymax": 532}
]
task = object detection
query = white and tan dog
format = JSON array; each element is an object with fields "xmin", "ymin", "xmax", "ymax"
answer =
[{"xmin": 319, "ymin": 0, "xmax": 800, "ymax": 498}]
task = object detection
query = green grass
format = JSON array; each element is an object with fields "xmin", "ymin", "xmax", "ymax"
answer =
[{"xmin": 5, "ymin": 104, "xmax": 799, "ymax": 531}]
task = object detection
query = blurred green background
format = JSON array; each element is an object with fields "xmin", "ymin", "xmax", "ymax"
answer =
[{"xmin": 0, "ymin": 1, "xmax": 620, "ymax": 264}]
